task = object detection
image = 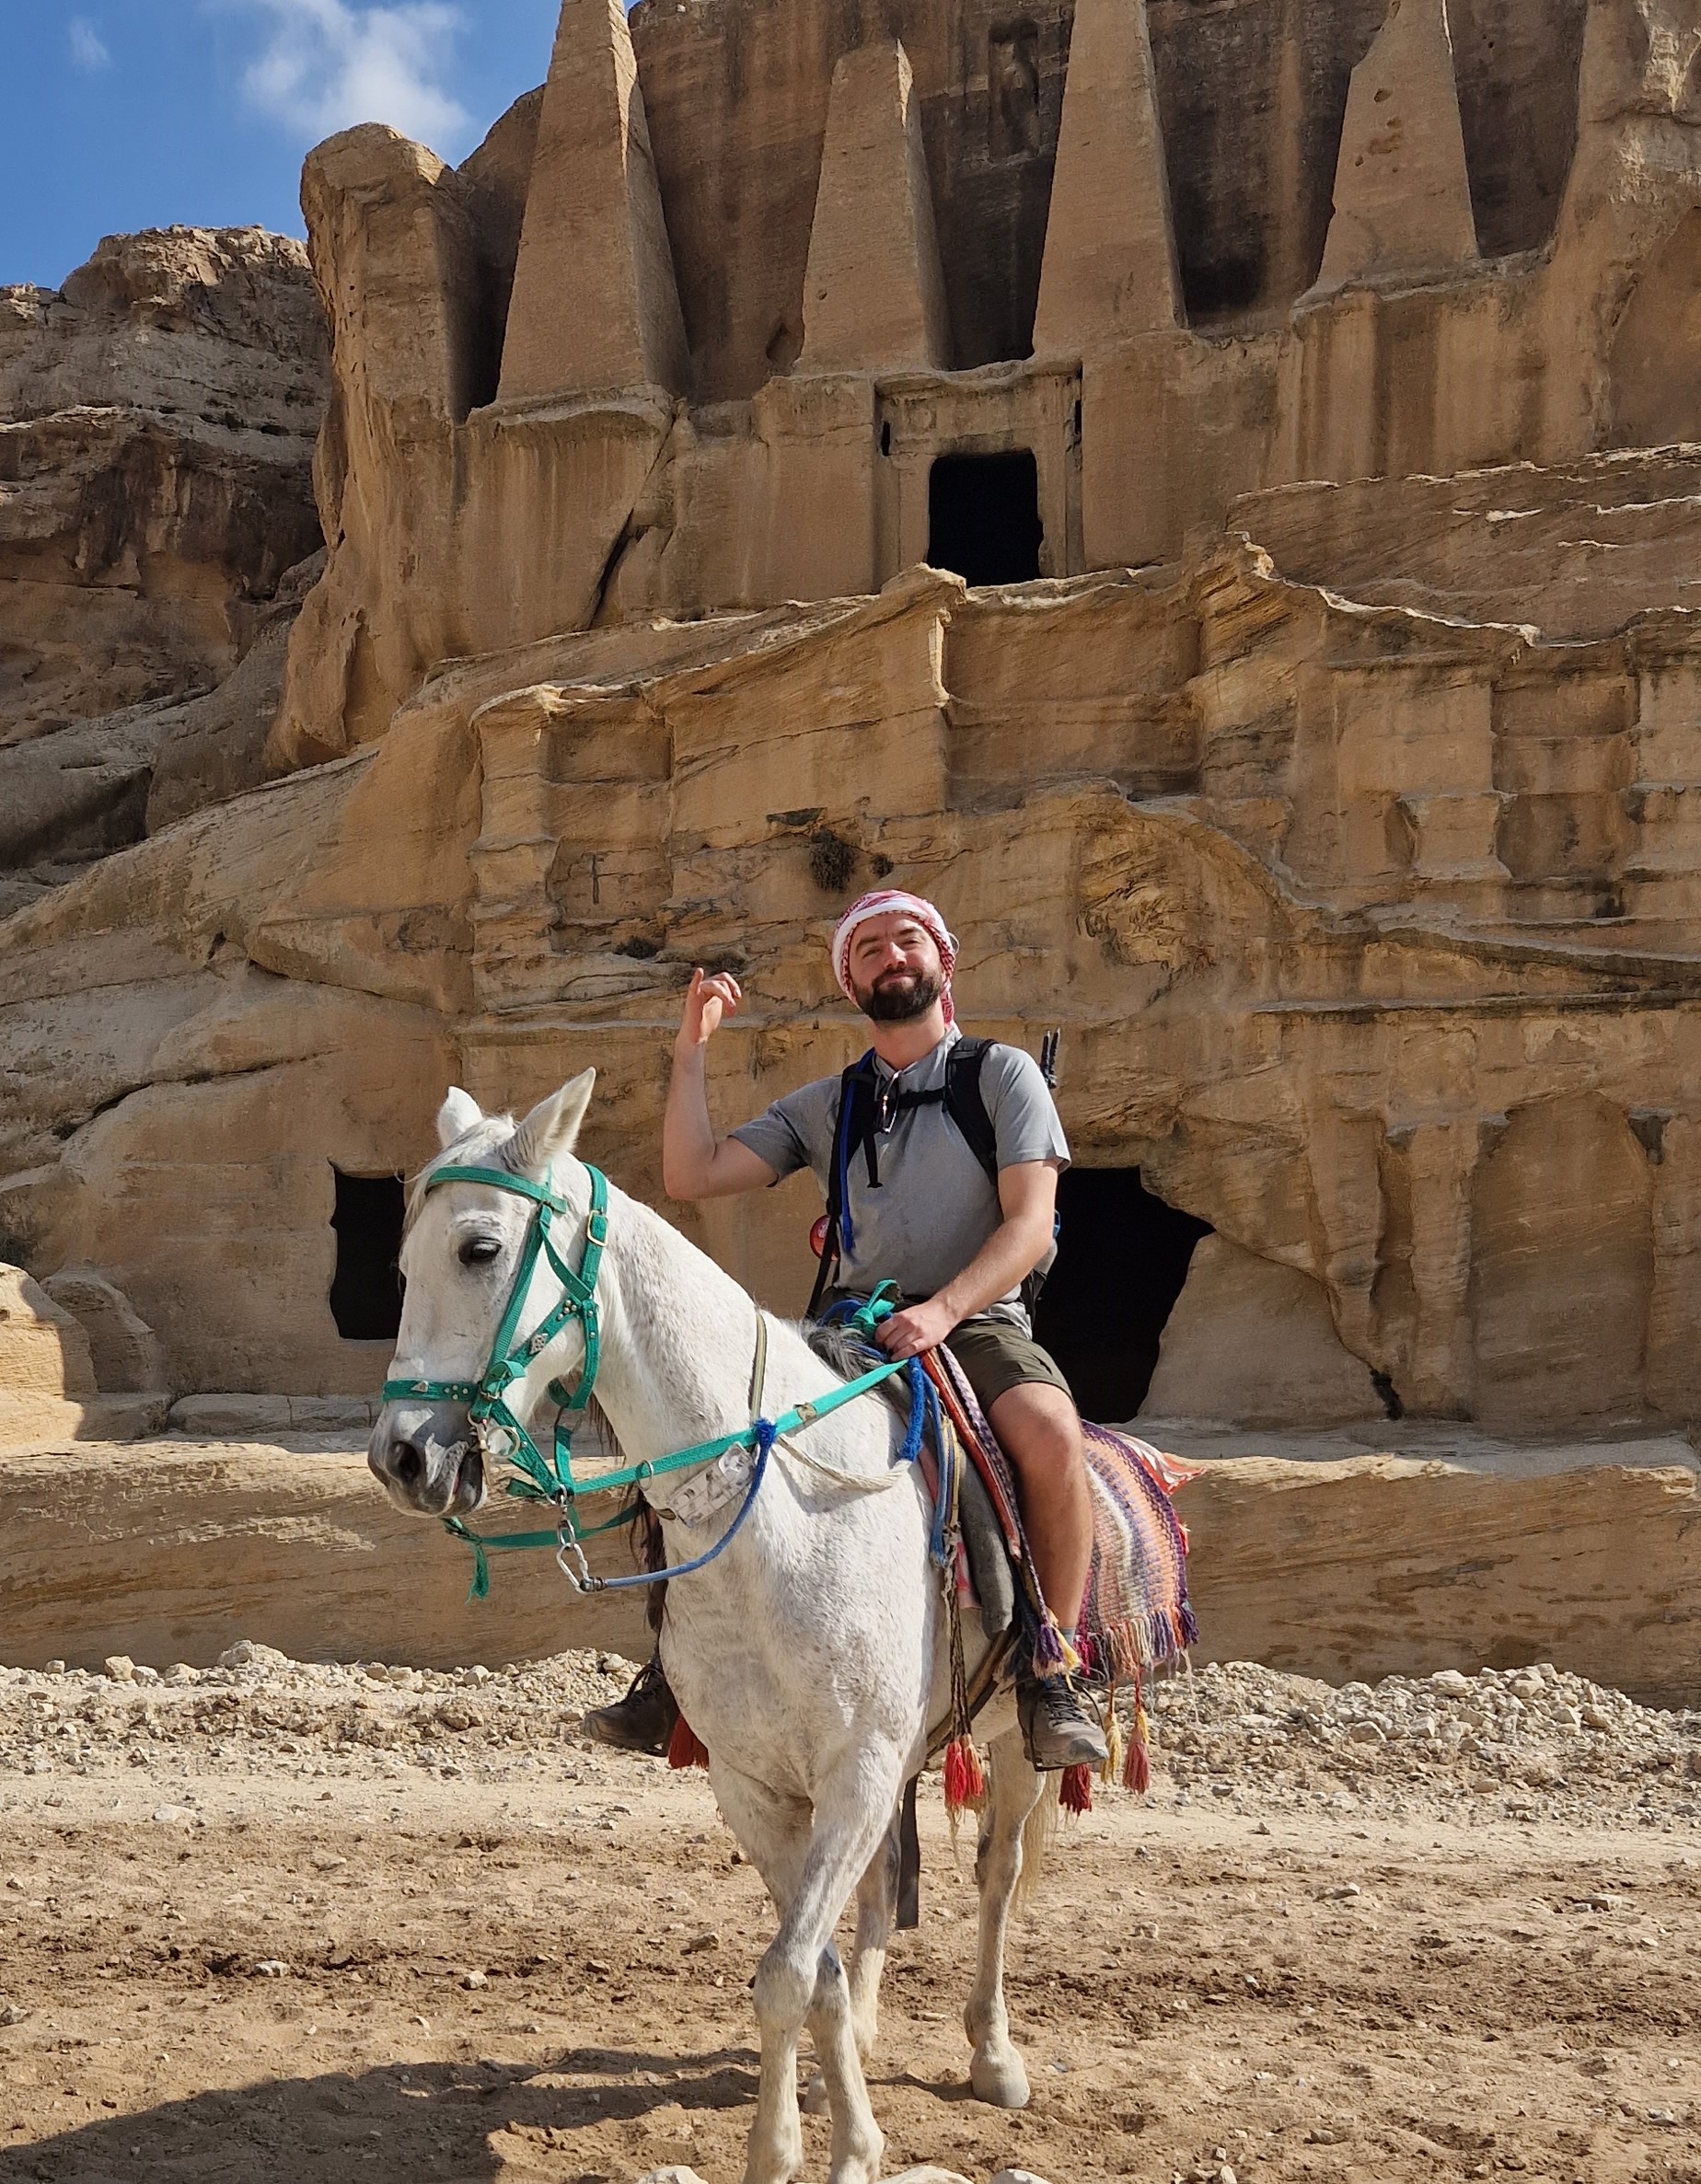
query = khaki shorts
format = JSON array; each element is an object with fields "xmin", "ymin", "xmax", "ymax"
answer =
[
  {"xmin": 819, "ymin": 1290, "xmax": 1072, "ymax": 1414},
  {"xmin": 944, "ymin": 1314, "xmax": 1073, "ymax": 1414}
]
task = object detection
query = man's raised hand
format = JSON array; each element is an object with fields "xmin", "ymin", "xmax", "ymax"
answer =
[{"xmin": 677, "ymin": 966, "xmax": 743, "ymax": 1053}]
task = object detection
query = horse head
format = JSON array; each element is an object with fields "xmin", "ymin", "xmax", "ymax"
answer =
[{"xmin": 368, "ymin": 1070, "xmax": 597, "ymax": 1518}]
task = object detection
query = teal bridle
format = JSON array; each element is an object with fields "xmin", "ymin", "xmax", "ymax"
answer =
[{"xmin": 382, "ymin": 1159, "xmax": 912, "ymax": 1600}]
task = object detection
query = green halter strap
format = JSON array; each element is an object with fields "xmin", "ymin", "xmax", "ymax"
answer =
[
  {"xmin": 382, "ymin": 1161, "xmax": 610, "ymax": 1514},
  {"xmin": 383, "ymin": 1166, "xmax": 915, "ymax": 1602}
]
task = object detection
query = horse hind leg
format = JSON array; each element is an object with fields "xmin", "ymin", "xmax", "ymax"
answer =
[
  {"xmin": 804, "ymin": 1813, "xmax": 898, "ymax": 2116},
  {"xmin": 965, "ymin": 1728, "xmax": 1047, "ymax": 2109},
  {"xmin": 849, "ymin": 1795, "xmax": 901, "ymax": 2059}
]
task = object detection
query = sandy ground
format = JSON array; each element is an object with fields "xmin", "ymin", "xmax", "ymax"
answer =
[{"xmin": 0, "ymin": 1648, "xmax": 1697, "ymax": 2184}]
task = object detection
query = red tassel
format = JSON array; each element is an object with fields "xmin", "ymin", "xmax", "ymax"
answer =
[
  {"xmin": 667, "ymin": 1715, "xmax": 711, "ymax": 1771},
  {"xmin": 1125, "ymin": 1687, "xmax": 1151, "ymax": 1796},
  {"xmin": 1059, "ymin": 1762, "xmax": 1093, "ymax": 1814},
  {"xmin": 943, "ymin": 1736, "xmax": 986, "ymax": 1818}
]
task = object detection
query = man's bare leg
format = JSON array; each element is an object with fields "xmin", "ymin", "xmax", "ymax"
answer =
[
  {"xmin": 986, "ymin": 1381, "xmax": 1094, "ymax": 1632},
  {"xmin": 986, "ymin": 1381, "xmax": 1105, "ymax": 1769}
]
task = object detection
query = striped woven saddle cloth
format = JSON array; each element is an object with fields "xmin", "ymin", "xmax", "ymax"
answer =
[{"xmin": 928, "ymin": 1345, "xmax": 1200, "ymax": 1689}]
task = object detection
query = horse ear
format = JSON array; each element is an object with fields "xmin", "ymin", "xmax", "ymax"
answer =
[
  {"xmin": 509, "ymin": 1069, "xmax": 596, "ymax": 1177},
  {"xmin": 435, "ymin": 1087, "xmax": 484, "ymax": 1148}
]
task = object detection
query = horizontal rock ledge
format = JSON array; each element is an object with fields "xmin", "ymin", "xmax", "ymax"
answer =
[{"xmin": 0, "ymin": 1437, "xmax": 1695, "ymax": 1706}]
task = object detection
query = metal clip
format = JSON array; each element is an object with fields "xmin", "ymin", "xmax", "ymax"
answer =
[{"xmin": 554, "ymin": 1514, "xmax": 598, "ymax": 1592}]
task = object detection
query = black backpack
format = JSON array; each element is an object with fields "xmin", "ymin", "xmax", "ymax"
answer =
[{"xmin": 804, "ymin": 1037, "xmax": 1015, "ymax": 1319}]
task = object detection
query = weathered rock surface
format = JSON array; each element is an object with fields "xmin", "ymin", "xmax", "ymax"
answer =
[
  {"xmin": 1144, "ymin": 1236, "xmax": 1385, "ymax": 1428},
  {"xmin": 0, "ymin": 1439, "xmax": 648, "ymax": 1670},
  {"xmin": 39, "ymin": 1266, "xmax": 165, "ymax": 1395},
  {"xmin": 0, "ymin": 227, "xmax": 329, "ymax": 882},
  {"xmin": 15, "ymin": 0, "xmax": 1701, "ymax": 1449},
  {"xmin": 259, "ymin": 0, "xmax": 1701, "ymax": 759},
  {"xmin": 0, "ymin": 1262, "xmax": 160, "ymax": 1443},
  {"xmin": 1308, "ymin": 0, "xmax": 1478, "ymax": 297},
  {"xmin": 1, "ymin": 1433, "xmax": 1695, "ymax": 1712},
  {"xmin": 0, "ymin": 1261, "xmax": 95, "ymax": 1404},
  {"xmin": 1183, "ymin": 1453, "xmax": 1700, "ymax": 1704}
]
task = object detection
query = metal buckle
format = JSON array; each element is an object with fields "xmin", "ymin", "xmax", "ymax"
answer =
[{"xmin": 586, "ymin": 1209, "xmax": 609, "ymax": 1245}]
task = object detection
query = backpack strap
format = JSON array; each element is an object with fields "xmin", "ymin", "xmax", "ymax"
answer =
[
  {"xmin": 806, "ymin": 1052, "xmax": 878, "ymax": 1320},
  {"xmin": 807, "ymin": 1038, "xmax": 1002, "ymax": 1320},
  {"xmin": 943, "ymin": 1036, "xmax": 998, "ymax": 1186},
  {"xmin": 945, "ymin": 1036, "xmax": 1061, "ymax": 1318}
]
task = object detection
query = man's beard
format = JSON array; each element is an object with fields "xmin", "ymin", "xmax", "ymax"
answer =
[{"xmin": 852, "ymin": 966, "xmax": 944, "ymax": 1023}]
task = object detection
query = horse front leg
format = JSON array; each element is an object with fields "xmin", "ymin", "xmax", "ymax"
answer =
[
  {"xmin": 721, "ymin": 1754, "xmax": 902, "ymax": 2184},
  {"xmin": 966, "ymin": 1728, "xmax": 1047, "ymax": 2108},
  {"xmin": 709, "ymin": 1766, "xmax": 814, "ymax": 2184}
]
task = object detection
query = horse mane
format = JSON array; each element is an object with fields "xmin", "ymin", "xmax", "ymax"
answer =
[
  {"xmin": 405, "ymin": 1119, "xmax": 876, "ymax": 1428},
  {"xmin": 402, "ymin": 1115, "xmax": 522, "ymax": 1234}
]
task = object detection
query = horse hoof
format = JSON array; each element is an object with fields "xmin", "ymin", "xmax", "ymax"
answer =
[
  {"xmin": 969, "ymin": 2050, "xmax": 1031, "ymax": 2109},
  {"xmin": 801, "ymin": 2069, "xmax": 830, "ymax": 2115}
]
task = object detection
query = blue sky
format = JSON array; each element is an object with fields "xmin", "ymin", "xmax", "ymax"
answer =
[{"xmin": 3, "ymin": 2, "xmax": 569, "ymax": 289}]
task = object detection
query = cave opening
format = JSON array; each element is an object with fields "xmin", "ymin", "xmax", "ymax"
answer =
[
  {"xmin": 926, "ymin": 449, "xmax": 1043, "ymax": 586},
  {"xmin": 330, "ymin": 1167, "xmax": 405, "ymax": 1343},
  {"xmin": 1032, "ymin": 1167, "xmax": 1211, "ymax": 1424}
]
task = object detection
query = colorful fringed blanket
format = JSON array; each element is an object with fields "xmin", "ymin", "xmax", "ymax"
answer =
[
  {"xmin": 927, "ymin": 1346, "xmax": 1199, "ymax": 1807},
  {"xmin": 1077, "ymin": 1421, "xmax": 1200, "ymax": 1681}
]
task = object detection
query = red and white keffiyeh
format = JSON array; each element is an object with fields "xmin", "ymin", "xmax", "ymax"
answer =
[{"xmin": 830, "ymin": 889, "xmax": 959, "ymax": 1026}]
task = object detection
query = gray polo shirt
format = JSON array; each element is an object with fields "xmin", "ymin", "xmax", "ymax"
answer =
[{"xmin": 730, "ymin": 1027, "xmax": 1070, "ymax": 1327}]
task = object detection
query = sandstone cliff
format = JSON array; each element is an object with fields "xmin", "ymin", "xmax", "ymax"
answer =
[
  {"xmin": 0, "ymin": 226, "xmax": 330, "ymax": 910},
  {"xmin": 11, "ymin": 0, "xmax": 1701, "ymax": 1442}
]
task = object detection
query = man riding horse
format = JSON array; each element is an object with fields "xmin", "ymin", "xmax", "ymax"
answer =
[{"xmin": 587, "ymin": 889, "xmax": 1108, "ymax": 1773}]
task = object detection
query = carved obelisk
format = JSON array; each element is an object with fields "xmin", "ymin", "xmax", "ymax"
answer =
[
  {"xmin": 1308, "ymin": 0, "xmax": 1478, "ymax": 297},
  {"xmin": 798, "ymin": 40, "xmax": 952, "ymax": 373},
  {"xmin": 1033, "ymin": 0, "xmax": 1182, "ymax": 351},
  {"xmin": 497, "ymin": 0, "xmax": 689, "ymax": 402}
]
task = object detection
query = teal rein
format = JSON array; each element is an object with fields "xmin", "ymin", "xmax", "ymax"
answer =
[{"xmin": 382, "ymin": 1161, "xmax": 914, "ymax": 1601}]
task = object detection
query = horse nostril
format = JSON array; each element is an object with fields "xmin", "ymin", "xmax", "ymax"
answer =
[{"xmin": 393, "ymin": 1443, "xmax": 424, "ymax": 1492}]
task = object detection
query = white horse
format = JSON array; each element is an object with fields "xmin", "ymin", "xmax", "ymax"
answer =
[{"xmin": 369, "ymin": 1072, "xmax": 1051, "ymax": 2184}]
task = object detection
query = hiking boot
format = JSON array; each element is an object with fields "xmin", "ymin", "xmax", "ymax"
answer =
[
  {"xmin": 583, "ymin": 1655, "xmax": 678, "ymax": 1756},
  {"xmin": 1017, "ymin": 1670, "xmax": 1109, "ymax": 1772}
]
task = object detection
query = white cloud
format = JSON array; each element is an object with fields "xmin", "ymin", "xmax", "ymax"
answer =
[
  {"xmin": 69, "ymin": 17, "xmax": 111, "ymax": 71},
  {"xmin": 237, "ymin": 0, "xmax": 471, "ymax": 151}
]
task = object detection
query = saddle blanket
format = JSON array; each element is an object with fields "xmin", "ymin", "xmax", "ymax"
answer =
[{"xmin": 929, "ymin": 1345, "xmax": 1199, "ymax": 1685}]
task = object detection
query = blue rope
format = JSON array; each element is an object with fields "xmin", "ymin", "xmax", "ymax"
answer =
[
  {"xmin": 572, "ymin": 1423, "xmax": 776, "ymax": 1594},
  {"xmin": 818, "ymin": 1291, "xmax": 950, "ymax": 1569}
]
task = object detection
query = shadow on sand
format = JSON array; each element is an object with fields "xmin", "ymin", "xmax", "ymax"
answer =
[{"xmin": 0, "ymin": 2043, "xmax": 759, "ymax": 2183}]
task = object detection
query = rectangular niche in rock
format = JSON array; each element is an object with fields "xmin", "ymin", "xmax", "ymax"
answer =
[
  {"xmin": 330, "ymin": 1168, "xmax": 405, "ymax": 1342},
  {"xmin": 926, "ymin": 449, "xmax": 1044, "ymax": 587},
  {"xmin": 989, "ymin": 19, "xmax": 1043, "ymax": 160}
]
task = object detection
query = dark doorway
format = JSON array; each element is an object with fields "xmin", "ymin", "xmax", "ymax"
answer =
[
  {"xmin": 926, "ymin": 450, "xmax": 1043, "ymax": 585},
  {"xmin": 1033, "ymin": 1168, "xmax": 1210, "ymax": 1424},
  {"xmin": 330, "ymin": 1168, "xmax": 405, "ymax": 1342}
]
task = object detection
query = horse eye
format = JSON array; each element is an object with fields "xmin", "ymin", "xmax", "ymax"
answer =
[{"xmin": 458, "ymin": 1236, "xmax": 502, "ymax": 1266}]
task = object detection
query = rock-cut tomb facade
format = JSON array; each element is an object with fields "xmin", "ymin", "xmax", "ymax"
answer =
[{"xmin": 8, "ymin": 0, "xmax": 1701, "ymax": 1435}]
